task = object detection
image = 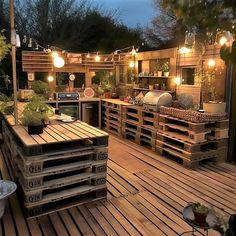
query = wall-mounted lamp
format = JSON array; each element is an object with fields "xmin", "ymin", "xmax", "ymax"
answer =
[
  {"xmin": 174, "ymin": 77, "xmax": 181, "ymax": 85},
  {"xmin": 208, "ymin": 59, "xmax": 216, "ymax": 68},
  {"xmin": 47, "ymin": 75, "xmax": 54, "ymax": 82},
  {"xmin": 69, "ymin": 74, "xmax": 76, "ymax": 81},
  {"xmin": 129, "ymin": 61, "xmax": 135, "ymax": 68}
]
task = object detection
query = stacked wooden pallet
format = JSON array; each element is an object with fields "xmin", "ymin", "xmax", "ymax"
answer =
[
  {"xmin": 102, "ymin": 99, "xmax": 131, "ymax": 137},
  {"xmin": 1, "ymin": 118, "xmax": 108, "ymax": 217},
  {"xmin": 122, "ymin": 106, "xmax": 159, "ymax": 150},
  {"xmin": 156, "ymin": 114, "xmax": 229, "ymax": 168}
]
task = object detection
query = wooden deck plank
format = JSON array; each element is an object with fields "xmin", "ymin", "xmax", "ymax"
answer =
[
  {"xmin": 48, "ymin": 212, "xmax": 69, "ymax": 236},
  {"xmin": 69, "ymin": 207, "xmax": 95, "ymax": 236},
  {"xmin": 38, "ymin": 215, "xmax": 56, "ymax": 236},
  {"xmin": 59, "ymin": 210, "xmax": 81, "ymax": 236},
  {"xmin": 27, "ymin": 218, "xmax": 43, "ymax": 236}
]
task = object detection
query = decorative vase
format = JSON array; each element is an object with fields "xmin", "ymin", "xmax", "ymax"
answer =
[
  {"xmin": 157, "ymin": 71, "xmax": 162, "ymax": 77},
  {"xmin": 28, "ymin": 124, "xmax": 44, "ymax": 135},
  {"xmin": 0, "ymin": 180, "xmax": 17, "ymax": 219},
  {"xmin": 164, "ymin": 71, "xmax": 170, "ymax": 77},
  {"xmin": 193, "ymin": 208, "xmax": 209, "ymax": 226},
  {"xmin": 203, "ymin": 102, "xmax": 226, "ymax": 113}
]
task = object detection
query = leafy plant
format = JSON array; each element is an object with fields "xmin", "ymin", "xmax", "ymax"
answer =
[
  {"xmin": 32, "ymin": 80, "xmax": 50, "ymax": 96},
  {"xmin": 193, "ymin": 203, "xmax": 209, "ymax": 214},
  {"xmin": 0, "ymin": 32, "xmax": 11, "ymax": 62},
  {"xmin": 161, "ymin": 61, "xmax": 169, "ymax": 72},
  {"xmin": 0, "ymin": 93, "xmax": 14, "ymax": 115},
  {"xmin": 21, "ymin": 95, "xmax": 54, "ymax": 126},
  {"xmin": 154, "ymin": 59, "xmax": 163, "ymax": 72},
  {"xmin": 92, "ymin": 71, "xmax": 115, "ymax": 92}
]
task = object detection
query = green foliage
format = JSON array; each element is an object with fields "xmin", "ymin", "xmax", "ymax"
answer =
[
  {"xmin": 92, "ymin": 71, "xmax": 115, "ymax": 92},
  {"xmin": 32, "ymin": 80, "xmax": 50, "ymax": 96},
  {"xmin": 193, "ymin": 203, "xmax": 209, "ymax": 214},
  {"xmin": 154, "ymin": 59, "xmax": 163, "ymax": 72},
  {"xmin": 161, "ymin": 61, "xmax": 169, "ymax": 72},
  {"xmin": 0, "ymin": 93, "xmax": 14, "ymax": 115},
  {"xmin": 0, "ymin": 32, "xmax": 10, "ymax": 61},
  {"xmin": 21, "ymin": 95, "xmax": 54, "ymax": 126}
]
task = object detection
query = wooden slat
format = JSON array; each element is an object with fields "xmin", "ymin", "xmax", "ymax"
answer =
[{"xmin": 13, "ymin": 126, "xmax": 38, "ymax": 146}]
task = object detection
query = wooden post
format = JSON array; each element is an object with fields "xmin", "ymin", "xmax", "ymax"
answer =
[
  {"xmin": 228, "ymin": 66, "xmax": 236, "ymax": 163},
  {"xmin": 10, "ymin": 0, "xmax": 18, "ymax": 124}
]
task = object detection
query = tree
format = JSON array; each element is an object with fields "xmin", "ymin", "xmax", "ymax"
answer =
[{"xmin": 146, "ymin": 0, "xmax": 236, "ymax": 49}]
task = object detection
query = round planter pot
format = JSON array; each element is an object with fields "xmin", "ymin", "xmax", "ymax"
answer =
[
  {"xmin": 28, "ymin": 124, "xmax": 44, "ymax": 135},
  {"xmin": 157, "ymin": 71, "xmax": 162, "ymax": 77},
  {"xmin": 193, "ymin": 209, "xmax": 209, "ymax": 226},
  {"xmin": 164, "ymin": 72, "xmax": 169, "ymax": 77},
  {"xmin": 104, "ymin": 92, "xmax": 111, "ymax": 99},
  {"xmin": 203, "ymin": 102, "xmax": 226, "ymax": 113},
  {"xmin": 0, "ymin": 180, "xmax": 17, "ymax": 219}
]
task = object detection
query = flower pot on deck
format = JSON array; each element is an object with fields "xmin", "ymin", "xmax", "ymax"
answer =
[
  {"xmin": 28, "ymin": 124, "xmax": 44, "ymax": 135},
  {"xmin": 193, "ymin": 208, "xmax": 209, "ymax": 226},
  {"xmin": 203, "ymin": 102, "xmax": 226, "ymax": 113},
  {"xmin": 0, "ymin": 180, "xmax": 17, "ymax": 219}
]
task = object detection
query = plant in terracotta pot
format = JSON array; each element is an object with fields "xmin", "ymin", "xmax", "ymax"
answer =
[
  {"xmin": 21, "ymin": 95, "xmax": 54, "ymax": 134},
  {"xmin": 192, "ymin": 203, "xmax": 209, "ymax": 226}
]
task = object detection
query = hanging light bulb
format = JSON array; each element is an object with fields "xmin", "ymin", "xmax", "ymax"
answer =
[
  {"xmin": 218, "ymin": 31, "xmax": 234, "ymax": 46},
  {"xmin": 53, "ymin": 57, "xmax": 65, "ymax": 68},
  {"xmin": 23, "ymin": 35, "xmax": 27, "ymax": 44},
  {"xmin": 86, "ymin": 52, "xmax": 90, "ymax": 58},
  {"xmin": 208, "ymin": 59, "xmax": 216, "ymax": 67},
  {"xmin": 35, "ymin": 43, "xmax": 39, "ymax": 50},
  {"xmin": 131, "ymin": 46, "xmax": 137, "ymax": 56},
  {"xmin": 47, "ymin": 75, "xmax": 54, "ymax": 82},
  {"xmin": 95, "ymin": 53, "xmax": 101, "ymax": 62},
  {"xmin": 28, "ymin": 38, "xmax": 32, "ymax": 47},
  {"xmin": 16, "ymin": 34, "xmax": 21, "ymax": 47},
  {"xmin": 184, "ymin": 30, "xmax": 196, "ymax": 47},
  {"xmin": 51, "ymin": 51, "xmax": 59, "ymax": 58},
  {"xmin": 219, "ymin": 36, "xmax": 227, "ymax": 46}
]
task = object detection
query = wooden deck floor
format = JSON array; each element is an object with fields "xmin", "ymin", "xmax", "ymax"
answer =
[{"xmin": 1, "ymin": 135, "xmax": 236, "ymax": 236}]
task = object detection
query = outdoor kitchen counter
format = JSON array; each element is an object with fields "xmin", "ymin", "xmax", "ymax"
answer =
[{"xmin": 0, "ymin": 111, "xmax": 109, "ymax": 217}]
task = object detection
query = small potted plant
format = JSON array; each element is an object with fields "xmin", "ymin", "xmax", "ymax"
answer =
[
  {"xmin": 21, "ymin": 95, "xmax": 54, "ymax": 134},
  {"xmin": 161, "ymin": 61, "xmax": 170, "ymax": 77},
  {"xmin": 192, "ymin": 203, "xmax": 209, "ymax": 226},
  {"xmin": 154, "ymin": 59, "xmax": 163, "ymax": 77}
]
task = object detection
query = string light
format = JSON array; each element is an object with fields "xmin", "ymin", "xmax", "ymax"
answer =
[
  {"xmin": 53, "ymin": 56, "xmax": 65, "ymax": 68},
  {"xmin": 86, "ymin": 52, "xmax": 90, "ymax": 58},
  {"xmin": 129, "ymin": 61, "xmax": 135, "ymax": 68},
  {"xmin": 131, "ymin": 46, "xmax": 137, "ymax": 56},
  {"xmin": 208, "ymin": 59, "xmax": 216, "ymax": 68},
  {"xmin": 95, "ymin": 52, "xmax": 101, "ymax": 62},
  {"xmin": 179, "ymin": 46, "xmax": 191, "ymax": 54},
  {"xmin": 51, "ymin": 51, "xmax": 59, "ymax": 58},
  {"xmin": 28, "ymin": 38, "xmax": 32, "ymax": 47},
  {"xmin": 174, "ymin": 77, "xmax": 181, "ymax": 85}
]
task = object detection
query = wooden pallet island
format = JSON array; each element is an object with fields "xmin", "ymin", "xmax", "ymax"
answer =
[
  {"xmin": 1, "ymin": 113, "xmax": 109, "ymax": 217},
  {"xmin": 102, "ymin": 99, "xmax": 131, "ymax": 137}
]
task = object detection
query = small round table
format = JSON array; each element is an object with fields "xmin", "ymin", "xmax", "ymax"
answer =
[{"xmin": 181, "ymin": 204, "xmax": 218, "ymax": 236}]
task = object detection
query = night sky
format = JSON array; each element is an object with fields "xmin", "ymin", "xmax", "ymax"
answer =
[{"xmin": 92, "ymin": 0, "xmax": 156, "ymax": 28}]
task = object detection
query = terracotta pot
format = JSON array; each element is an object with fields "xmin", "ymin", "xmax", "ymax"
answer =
[
  {"xmin": 28, "ymin": 124, "xmax": 44, "ymax": 135},
  {"xmin": 104, "ymin": 92, "xmax": 111, "ymax": 99},
  {"xmin": 203, "ymin": 102, "xmax": 226, "ymax": 113},
  {"xmin": 193, "ymin": 208, "xmax": 209, "ymax": 226}
]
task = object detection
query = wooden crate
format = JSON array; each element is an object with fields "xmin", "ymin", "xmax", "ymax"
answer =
[
  {"xmin": 24, "ymin": 187, "xmax": 107, "ymax": 218},
  {"xmin": 122, "ymin": 106, "xmax": 159, "ymax": 129},
  {"xmin": 156, "ymin": 132, "xmax": 228, "ymax": 169}
]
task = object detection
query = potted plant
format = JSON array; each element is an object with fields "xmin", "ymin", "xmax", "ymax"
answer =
[
  {"xmin": 32, "ymin": 80, "xmax": 50, "ymax": 98},
  {"xmin": 161, "ymin": 61, "xmax": 170, "ymax": 77},
  {"xmin": 21, "ymin": 95, "xmax": 54, "ymax": 134},
  {"xmin": 0, "ymin": 93, "xmax": 14, "ymax": 115},
  {"xmin": 198, "ymin": 70, "xmax": 226, "ymax": 113},
  {"xmin": 154, "ymin": 59, "xmax": 163, "ymax": 77},
  {"xmin": 192, "ymin": 203, "xmax": 209, "ymax": 226}
]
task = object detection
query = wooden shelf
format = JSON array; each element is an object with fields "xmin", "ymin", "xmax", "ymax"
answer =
[
  {"xmin": 133, "ymin": 88, "xmax": 175, "ymax": 93},
  {"xmin": 137, "ymin": 76, "xmax": 171, "ymax": 79}
]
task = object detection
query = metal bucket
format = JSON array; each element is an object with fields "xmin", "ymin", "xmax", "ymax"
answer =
[{"xmin": 0, "ymin": 180, "xmax": 17, "ymax": 218}]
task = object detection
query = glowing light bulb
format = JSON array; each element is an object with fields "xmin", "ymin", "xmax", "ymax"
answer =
[
  {"xmin": 131, "ymin": 47, "xmax": 137, "ymax": 56},
  {"xmin": 47, "ymin": 75, "xmax": 54, "ymax": 82},
  {"xmin": 208, "ymin": 59, "xmax": 216, "ymax": 68},
  {"xmin": 129, "ymin": 61, "xmax": 135, "ymax": 68},
  {"xmin": 95, "ymin": 54, "xmax": 101, "ymax": 62},
  {"xmin": 53, "ymin": 57, "xmax": 65, "ymax": 68},
  {"xmin": 179, "ymin": 47, "xmax": 191, "ymax": 54},
  {"xmin": 175, "ymin": 77, "xmax": 181, "ymax": 85},
  {"xmin": 219, "ymin": 36, "xmax": 227, "ymax": 46}
]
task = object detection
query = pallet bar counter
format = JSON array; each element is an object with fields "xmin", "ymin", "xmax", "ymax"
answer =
[{"xmin": 1, "ymin": 111, "xmax": 108, "ymax": 217}]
